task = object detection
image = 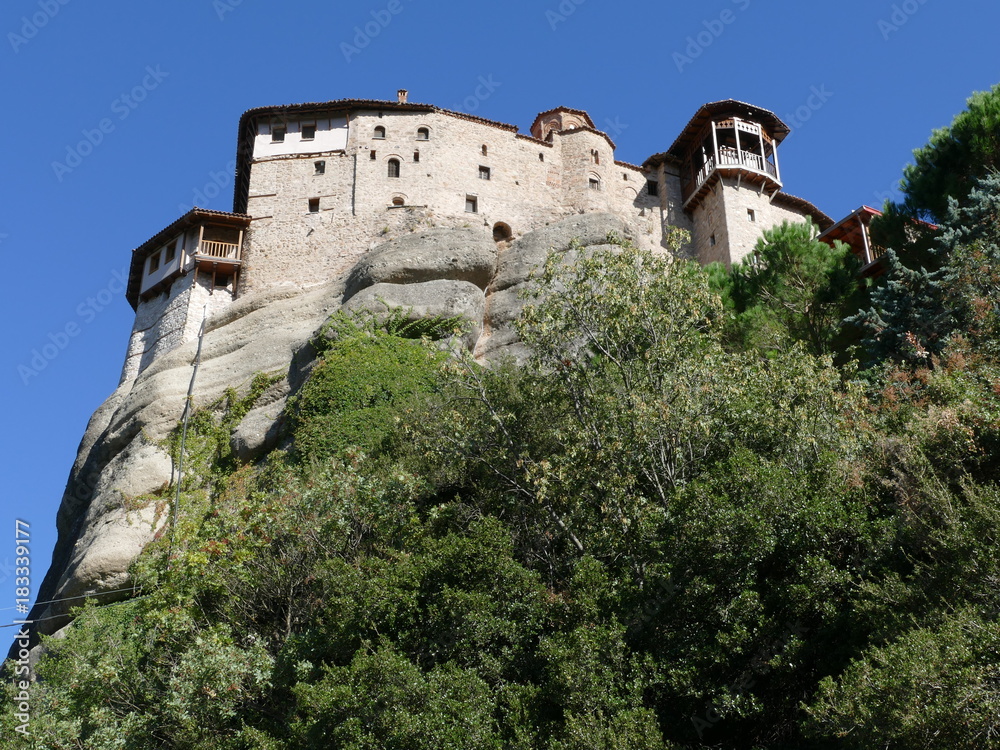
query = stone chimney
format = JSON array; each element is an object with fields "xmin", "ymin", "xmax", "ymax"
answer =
[{"xmin": 397, "ymin": 89, "xmax": 409, "ymax": 104}]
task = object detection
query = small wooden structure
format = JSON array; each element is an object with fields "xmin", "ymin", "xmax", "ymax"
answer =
[
  {"xmin": 666, "ymin": 100, "xmax": 787, "ymax": 211},
  {"xmin": 126, "ymin": 208, "xmax": 251, "ymax": 310}
]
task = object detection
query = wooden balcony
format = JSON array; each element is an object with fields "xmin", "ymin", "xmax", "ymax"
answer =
[
  {"xmin": 192, "ymin": 235, "xmax": 243, "ymax": 275},
  {"xmin": 683, "ymin": 147, "xmax": 781, "ymax": 207}
]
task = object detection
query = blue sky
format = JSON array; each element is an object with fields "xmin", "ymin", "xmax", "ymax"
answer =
[{"xmin": 1, "ymin": 0, "xmax": 996, "ymax": 646}]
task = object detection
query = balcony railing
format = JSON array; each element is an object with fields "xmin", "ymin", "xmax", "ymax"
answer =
[
  {"xmin": 692, "ymin": 148, "xmax": 778, "ymax": 195},
  {"xmin": 197, "ymin": 240, "xmax": 241, "ymax": 260}
]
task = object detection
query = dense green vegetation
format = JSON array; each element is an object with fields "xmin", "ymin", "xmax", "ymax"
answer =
[{"xmin": 8, "ymin": 93, "xmax": 1000, "ymax": 748}]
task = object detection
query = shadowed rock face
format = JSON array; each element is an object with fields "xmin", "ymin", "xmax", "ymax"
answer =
[{"xmin": 25, "ymin": 212, "xmax": 631, "ymax": 650}]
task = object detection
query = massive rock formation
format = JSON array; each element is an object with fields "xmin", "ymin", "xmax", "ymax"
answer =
[{"xmin": 26, "ymin": 213, "xmax": 631, "ymax": 646}]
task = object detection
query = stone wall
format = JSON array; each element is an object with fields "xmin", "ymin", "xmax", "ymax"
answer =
[
  {"xmin": 120, "ymin": 272, "xmax": 236, "ymax": 384},
  {"xmin": 690, "ymin": 175, "xmax": 815, "ymax": 266},
  {"xmin": 239, "ymin": 108, "xmax": 669, "ymax": 298}
]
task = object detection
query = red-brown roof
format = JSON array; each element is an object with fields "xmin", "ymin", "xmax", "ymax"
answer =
[
  {"xmin": 642, "ymin": 100, "xmax": 791, "ymax": 169},
  {"xmin": 530, "ymin": 106, "xmax": 596, "ymax": 134}
]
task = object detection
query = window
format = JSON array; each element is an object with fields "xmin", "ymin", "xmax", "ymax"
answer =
[
  {"xmin": 164, "ymin": 240, "xmax": 176, "ymax": 264},
  {"xmin": 271, "ymin": 126, "xmax": 286, "ymax": 143},
  {"xmin": 647, "ymin": 180, "xmax": 659, "ymax": 196},
  {"xmin": 315, "ymin": 160, "xmax": 326, "ymax": 175},
  {"xmin": 374, "ymin": 126, "xmax": 386, "ymax": 139},
  {"xmin": 388, "ymin": 158, "xmax": 401, "ymax": 178},
  {"xmin": 308, "ymin": 198, "xmax": 320, "ymax": 213},
  {"xmin": 370, "ymin": 150, "xmax": 377, "ymax": 160},
  {"xmin": 747, "ymin": 208, "xmax": 756, "ymax": 222},
  {"xmin": 465, "ymin": 195, "xmax": 478, "ymax": 213},
  {"xmin": 589, "ymin": 177, "xmax": 601, "ymax": 191},
  {"xmin": 591, "ymin": 149, "xmax": 600, "ymax": 165},
  {"xmin": 413, "ymin": 150, "xmax": 420, "ymax": 163},
  {"xmin": 479, "ymin": 165, "xmax": 491, "ymax": 180},
  {"xmin": 710, "ymin": 234, "xmax": 717, "ymax": 246},
  {"xmin": 301, "ymin": 124, "xmax": 316, "ymax": 140},
  {"xmin": 416, "ymin": 127, "xmax": 429, "ymax": 140},
  {"xmin": 148, "ymin": 252, "xmax": 160, "ymax": 273},
  {"xmin": 392, "ymin": 196, "xmax": 405, "ymax": 206},
  {"xmin": 539, "ymin": 153, "xmax": 545, "ymax": 162},
  {"xmin": 623, "ymin": 173, "xmax": 629, "ymax": 181},
  {"xmin": 482, "ymin": 144, "xmax": 488, "ymax": 156}
]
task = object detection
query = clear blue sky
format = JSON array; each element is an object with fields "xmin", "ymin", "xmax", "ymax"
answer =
[{"xmin": 1, "ymin": 0, "xmax": 997, "ymax": 646}]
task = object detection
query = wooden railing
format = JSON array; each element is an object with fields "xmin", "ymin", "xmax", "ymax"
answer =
[{"xmin": 197, "ymin": 240, "xmax": 240, "ymax": 260}]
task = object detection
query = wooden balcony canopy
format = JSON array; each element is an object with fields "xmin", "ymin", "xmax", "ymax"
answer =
[
  {"xmin": 644, "ymin": 100, "xmax": 791, "ymax": 209},
  {"xmin": 126, "ymin": 208, "xmax": 251, "ymax": 310}
]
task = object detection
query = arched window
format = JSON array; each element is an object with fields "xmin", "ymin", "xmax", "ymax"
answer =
[
  {"xmin": 392, "ymin": 196, "xmax": 405, "ymax": 206},
  {"xmin": 416, "ymin": 127, "xmax": 430, "ymax": 140},
  {"xmin": 482, "ymin": 144, "xmax": 488, "ymax": 156},
  {"xmin": 493, "ymin": 222, "xmax": 513, "ymax": 242},
  {"xmin": 588, "ymin": 174, "xmax": 601, "ymax": 191},
  {"xmin": 388, "ymin": 158, "xmax": 401, "ymax": 178},
  {"xmin": 374, "ymin": 126, "xmax": 386, "ymax": 139}
]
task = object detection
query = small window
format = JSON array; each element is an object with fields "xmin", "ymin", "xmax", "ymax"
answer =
[
  {"xmin": 592, "ymin": 149, "xmax": 600, "ymax": 165},
  {"xmin": 370, "ymin": 150, "xmax": 377, "ymax": 160},
  {"xmin": 465, "ymin": 195, "xmax": 478, "ymax": 213},
  {"xmin": 164, "ymin": 240, "xmax": 176, "ymax": 264},
  {"xmin": 647, "ymin": 180, "xmax": 659, "ymax": 196},
  {"xmin": 301, "ymin": 124, "xmax": 316, "ymax": 140},
  {"xmin": 148, "ymin": 252, "xmax": 160, "ymax": 273},
  {"xmin": 482, "ymin": 144, "xmax": 488, "ymax": 156},
  {"xmin": 271, "ymin": 127, "xmax": 286, "ymax": 143},
  {"xmin": 388, "ymin": 158, "xmax": 401, "ymax": 178},
  {"xmin": 374, "ymin": 126, "xmax": 386, "ymax": 139},
  {"xmin": 416, "ymin": 127, "xmax": 429, "ymax": 140},
  {"xmin": 479, "ymin": 165, "xmax": 491, "ymax": 180},
  {"xmin": 392, "ymin": 196, "xmax": 405, "ymax": 206},
  {"xmin": 539, "ymin": 153, "xmax": 545, "ymax": 162},
  {"xmin": 747, "ymin": 209, "xmax": 756, "ymax": 222},
  {"xmin": 623, "ymin": 173, "xmax": 629, "ymax": 181},
  {"xmin": 589, "ymin": 177, "xmax": 601, "ymax": 191},
  {"xmin": 710, "ymin": 234, "xmax": 717, "ymax": 246},
  {"xmin": 308, "ymin": 198, "xmax": 320, "ymax": 213},
  {"xmin": 413, "ymin": 150, "xmax": 420, "ymax": 163},
  {"xmin": 314, "ymin": 160, "xmax": 326, "ymax": 175}
]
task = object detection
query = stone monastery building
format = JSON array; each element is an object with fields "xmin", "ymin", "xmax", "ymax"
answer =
[{"xmin": 121, "ymin": 90, "xmax": 874, "ymax": 382}]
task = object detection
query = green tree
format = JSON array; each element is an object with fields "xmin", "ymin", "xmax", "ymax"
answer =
[{"xmin": 716, "ymin": 220, "xmax": 865, "ymax": 358}]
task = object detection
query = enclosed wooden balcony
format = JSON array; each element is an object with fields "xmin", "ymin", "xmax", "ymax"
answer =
[
  {"xmin": 680, "ymin": 116, "xmax": 783, "ymax": 208},
  {"xmin": 127, "ymin": 209, "xmax": 251, "ymax": 310}
]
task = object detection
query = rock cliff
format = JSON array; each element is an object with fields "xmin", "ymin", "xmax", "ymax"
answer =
[{"xmin": 27, "ymin": 213, "xmax": 631, "ymax": 644}]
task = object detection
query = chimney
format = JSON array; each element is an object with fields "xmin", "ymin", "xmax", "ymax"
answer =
[{"xmin": 397, "ymin": 89, "xmax": 409, "ymax": 104}]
